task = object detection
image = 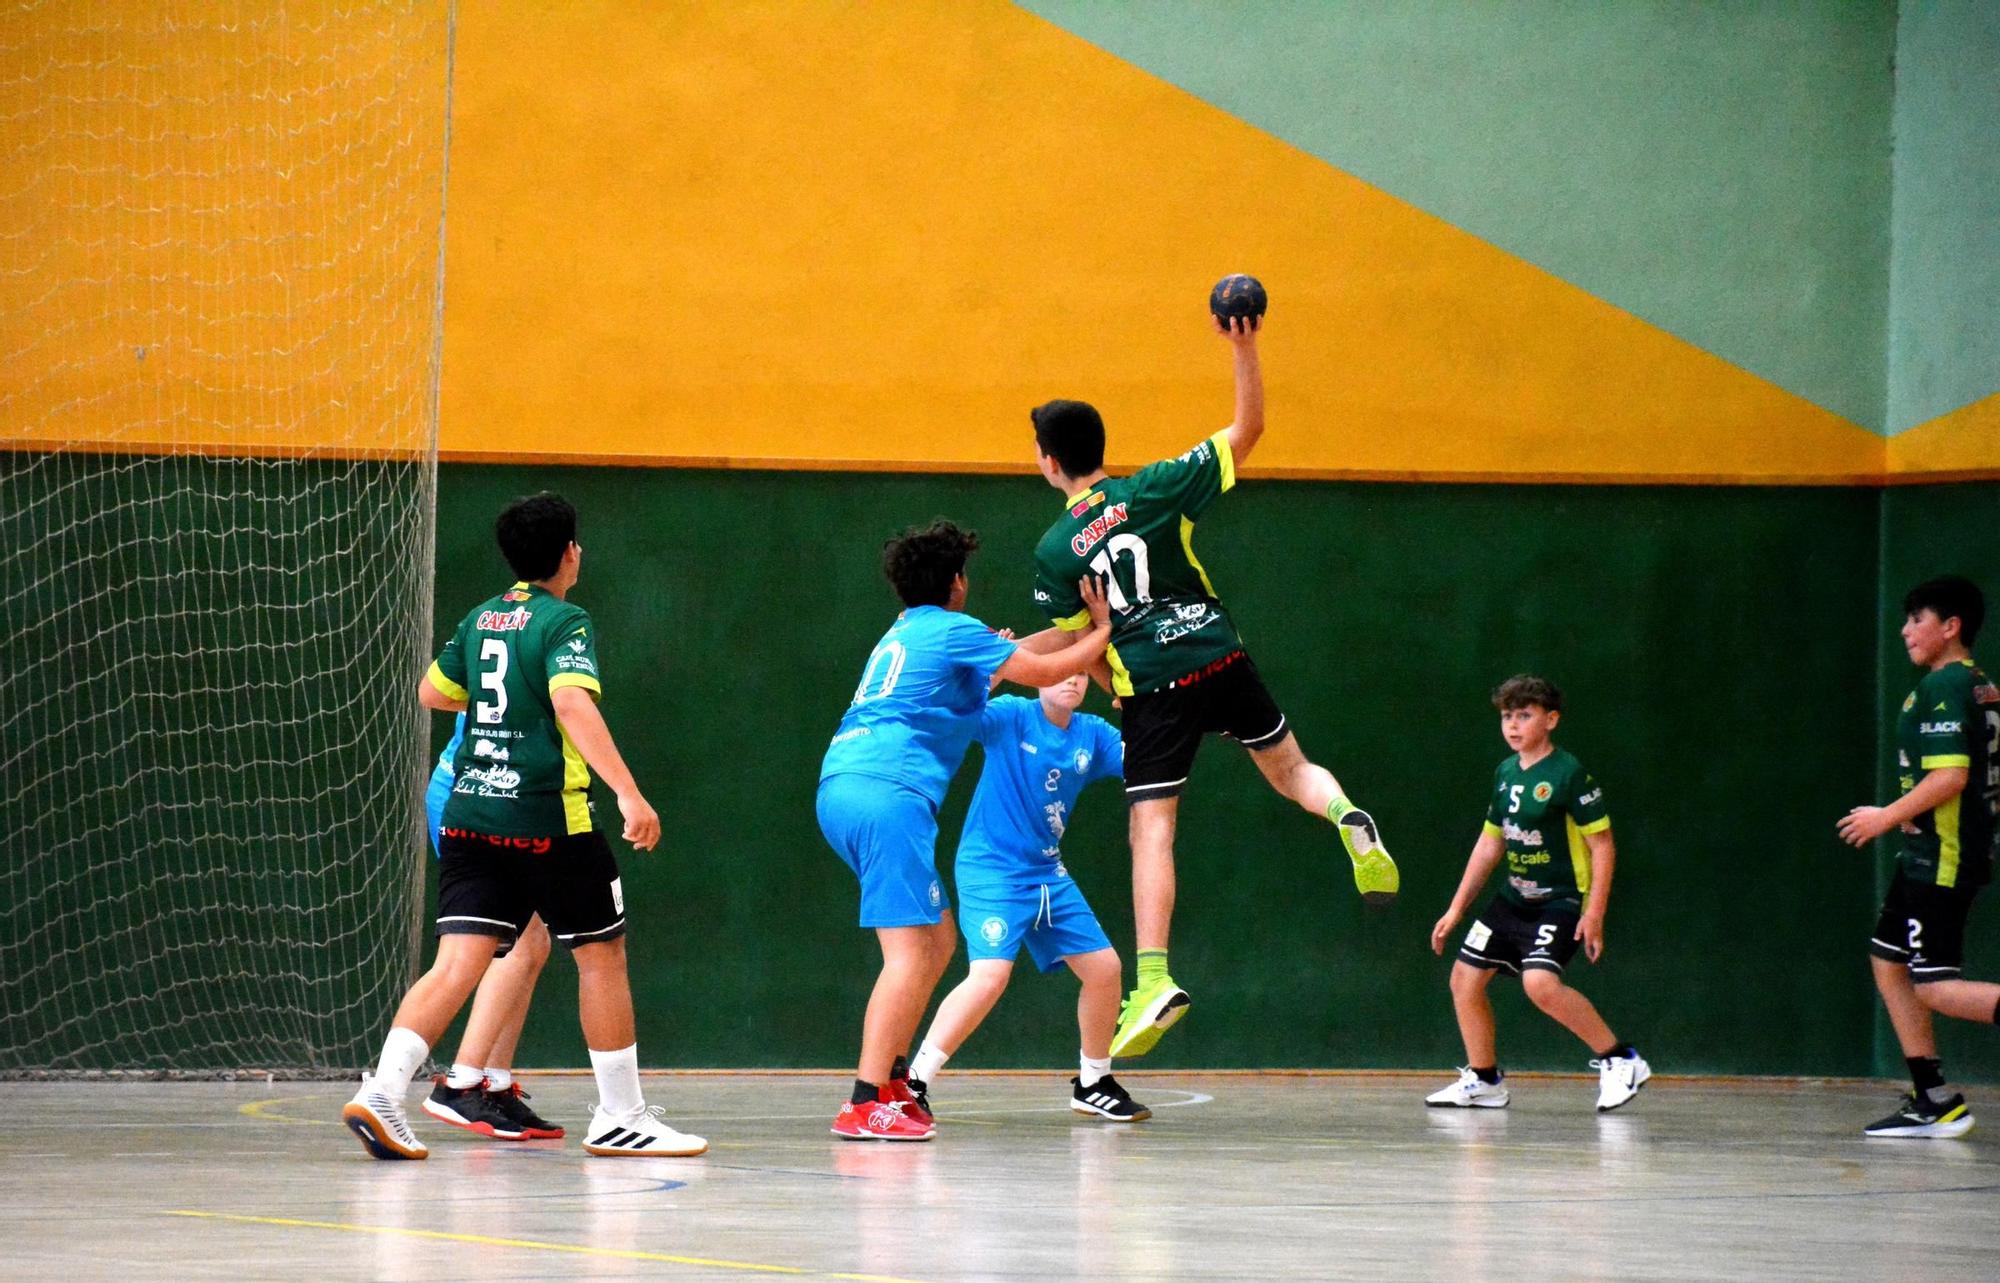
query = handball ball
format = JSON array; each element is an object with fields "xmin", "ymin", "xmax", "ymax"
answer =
[{"xmin": 1209, "ymin": 274, "xmax": 1267, "ymax": 323}]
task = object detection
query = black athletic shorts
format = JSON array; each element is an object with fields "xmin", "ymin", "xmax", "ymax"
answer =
[
  {"xmin": 1870, "ymin": 870, "xmax": 1978, "ymax": 983},
  {"xmin": 1457, "ymin": 895, "xmax": 1582, "ymax": 976},
  {"xmin": 1121, "ymin": 650, "xmax": 1288, "ymax": 800},
  {"xmin": 436, "ymin": 827, "xmax": 626, "ymax": 954}
]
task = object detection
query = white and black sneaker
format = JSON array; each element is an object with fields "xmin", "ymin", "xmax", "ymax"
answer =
[
  {"xmin": 1426, "ymin": 1067, "xmax": 1510, "ymax": 1109},
  {"xmin": 583, "ymin": 1104, "xmax": 708, "ymax": 1157},
  {"xmin": 342, "ymin": 1073, "xmax": 427, "ymax": 1160},
  {"xmin": 1071, "ymin": 1075, "xmax": 1151, "ymax": 1122},
  {"xmin": 1864, "ymin": 1091, "xmax": 1975, "ymax": 1138},
  {"xmin": 1593, "ymin": 1050, "xmax": 1651, "ymax": 1112}
]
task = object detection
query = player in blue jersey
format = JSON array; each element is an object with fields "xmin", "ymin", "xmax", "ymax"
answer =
[
  {"xmin": 413, "ymin": 714, "xmax": 563, "ymax": 1141},
  {"xmin": 820, "ymin": 520, "xmax": 1112, "ymax": 1140},
  {"xmin": 907, "ymin": 673, "xmax": 1150, "ymax": 1121}
]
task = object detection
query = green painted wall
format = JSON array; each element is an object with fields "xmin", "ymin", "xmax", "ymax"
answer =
[
  {"xmin": 1887, "ymin": 0, "xmax": 2000, "ymax": 433},
  {"xmin": 1875, "ymin": 482, "xmax": 2000, "ymax": 1082},
  {"xmin": 1020, "ymin": 0, "xmax": 1895, "ymax": 429},
  {"xmin": 428, "ymin": 464, "xmax": 1884, "ymax": 1076}
]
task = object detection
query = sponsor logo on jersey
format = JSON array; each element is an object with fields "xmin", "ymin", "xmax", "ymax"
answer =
[
  {"xmin": 1044, "ymin": 800, "xmax": 1067, "ymax": 838},
  {"xmin": 829, "ymin": 726, "xmax": 872, "ymax": 745},
  {"xmin": 1068, "ymin": 492, "xmax": 1107, "ymax": 518},
  {"xmin": 1532, "ymin": 782, "xmax": 1554, "ymax": 802},
  {"xmin": 980, "ymin": 916, "xmax": 1007, "ymax": 946},
  {"xmin": 929, "ymin": 880, "xmax": 942, "ymax": 908},
  {"xmin": 1507, "ymin": 874, "xmax": 1552, "ymax": 900},
  {"xmin": 1975, "ymin": 682, "xmax": 2000, "ymax": 705},
  {"xmin": 1019, "ymin": 741, "xmax": 1038, "ymax": 754},
  {"xmin": 1578, "ymin": 786, "xmax": 1603, "ymax": 807},
  {"xmin": 1074, "ymin": 749, "xmax": 1092, "ymax": 773},
  {"xmin": 503, "ymin": 590, "xmax": 531, "ymax": 602},
  {"xmin": 476, "ymin": 607, "xmax": 534, "ymax": 631},
  {"xmin": 568, "ymin": 636, "xmax": 588, "ymax": 654},
  {"xmin": 1165, "ymin": 649, "xmax": 1245, "ymax": 688},
  {"xmin": 1069, "ymin": 502, "xmax": 1130, "ymax": 556},
  {"xmin": 1903, "ymin": 693, "xmax": 1916, "ymax": 712},
  {"xmin": 462, "ymin": 765, "xmax": 522, "ymax": 791},
  {"xmin": 1177, "ymin": 441, "xmax": 1214, "ymax": 466},
  {"xmin": 1920, "ymin": 720, "xmax": 1963, "ymax": 736},
  {"xmin": 442, "ymin": 826, "xmax": 552, "ymax": 855},
  {"xmin": 472, "ymin": 740, "xmax": 511, "ymax": 762},
  {"xmin": 1502, "ymin": 820, "xmax": 1545, "ymax": 848}
]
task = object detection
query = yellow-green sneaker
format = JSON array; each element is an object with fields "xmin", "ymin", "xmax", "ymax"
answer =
[
  {"xmin": 1337, "ymin": 806, "xmax": 1398, "ymax": 906},
  {"xmin": 1110, "ymin": 978, "xmax": 1191, "ymax": 1058}
]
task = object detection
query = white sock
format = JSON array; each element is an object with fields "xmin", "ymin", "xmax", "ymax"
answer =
[
  {"xmin": 910, "ymin": 1041, "xmax": 949, "ymax": 1085},
  {"xmin": 1079, "ymin": 1052, "xmax": 1111, "ymax": 1089},
  {"xmin": 484, "ymin": 1066, "xmax": 514, "ymax": 1093},
  {"xmin": 445, "ymin": 1061, "xmax": 483, "ymax": 1089},
  {"xmin": 372, "ymin": 1027, "xmax": 430, "ymax": 1098},
  {"xmin": 589, "ymin": 1043, "xmax": 644, "ymax": 1119}
]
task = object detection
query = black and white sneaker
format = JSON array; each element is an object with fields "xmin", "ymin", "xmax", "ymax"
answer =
[
  {"xmin": 1864, "ymin": 1091, "xmax": 1975, "ymax": 1138},
  {"xmin": 421, "ymin": 1075, "xmax": 526, "ymax": 1140},
  {"xmin": 1071, "ymin": 1075, "xmax": 1152, "ymax": 1122},
  {"xmin": 487, "ymin": 1082, "xmax": 565, "ymax": 1139},
  {"xmin": 583, "ymin": 1104, "xmax": 708, "ymax": 1156}
]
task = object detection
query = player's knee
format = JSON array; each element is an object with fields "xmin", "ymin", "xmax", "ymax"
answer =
[
  {"xmin": 571, "ymin": 936, "xmax": 626, "ymax": 975},
  {"xmin": 518, "ymin": 920, "xmax": 553, "ymax": 969},
  {"xmin": 1071, "ymin": 948, "xmax": 1120, "ymax": 990},
  {"xmin": 1448, "ymin": 962, "xmax": 1486, "ymax": 999},
  {"xmin": 1521, "ymin": 969, "xmax": 1566, "ymax": 1008}
]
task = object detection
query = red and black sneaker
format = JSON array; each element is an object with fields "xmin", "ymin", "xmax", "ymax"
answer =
[
  {"xmin": 487, "ymin": 1081, "xmax": 565, "ymax": 1139},
  {"xmin": 831, "ymin": 1093, "xmax": 934, "ymax": 1142},
  {"xmin": 420, "ymin": 1075, "xmax": 525, "ymax": 1140},
  {"xmin": 885, "ymin": 1076, "xmax": 933, "ymax": 1127}
]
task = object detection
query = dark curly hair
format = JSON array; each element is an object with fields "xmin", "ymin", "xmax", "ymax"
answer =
[
  {"xmin": 882, "ymin": 519, "xmax": 979, "ymax": 608},
  {"xmin": 1031, "ymin": 399, "xmax": 1105, "ymax": 479},
  {"xmin": 495, "ymin": 492, "xmax": 576, "ymax": 581},
  {"xmin": 1492, "ymin": 674, "xmax": 1562, "ymax": 713}
]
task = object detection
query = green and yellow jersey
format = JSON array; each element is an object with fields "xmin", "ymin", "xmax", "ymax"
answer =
[
  {"xmin": 1482, "ymin": 747, "xmax": 1610, "ymax": 910},
  {"xmin": 1032, "ymin": 432, "xmax": 1242, "ymax": 697},
  {"xmin": 1894, "ymin": 658, "xmax": 2000, "ymax": 889},
  {"xmin": 427, "ymin": 581, "xmax": 604, "ymax": 837}
]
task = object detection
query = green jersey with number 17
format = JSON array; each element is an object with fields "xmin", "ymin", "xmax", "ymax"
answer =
[
  {"xmin": 427, "ymin": 581, "xmax": 604, "ymax": 838},
  {"xmin": 1033, "ymin": 432, "xmax": 1242, "ymax": 697}
]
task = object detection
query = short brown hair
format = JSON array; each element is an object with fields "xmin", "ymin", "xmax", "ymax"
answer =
[{"xmin": 1492, "ymin": 674, "xmax": 1562, "ymax": 713}]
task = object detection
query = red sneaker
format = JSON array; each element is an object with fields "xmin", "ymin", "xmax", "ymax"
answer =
[
  {"xmin": 884, "ymin": 1077, "xmax": 933, "ymax": 1127},
  {"xmin": 831, "ymin": 1094, "xmax": 934, "ymax": 1142}
]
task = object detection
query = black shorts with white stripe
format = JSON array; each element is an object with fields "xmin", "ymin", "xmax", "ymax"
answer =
[
  {"xmin": 1456, "ymin": 895, "xmax": 1582, "ymax": 977},
  {"xmin": 1120, "ymin": 650, "xmax": 1288, "ymax": 801},
  {"xmin": 437, "ymin": 827, "xmax": 626, "ymax": 952},
  {"xmin": 1869, "ymin": 869, "xmax": 1976, "ymax": 984}
]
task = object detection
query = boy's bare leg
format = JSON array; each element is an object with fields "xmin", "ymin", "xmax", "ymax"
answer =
[
  {"xmin": 922, "ymin": 959, "xmax": 1014, "ymax": 1057},
  {"xmin": 1913, "ymin": 976, "xmax": 2000, "ymax": 1024},
  {"xmin": 455, "ymin": 915, "xmax": 550, "ymax": 1071},
  {"xmin": 1520, "ymin": 969, "xmax": 1617, "ymax": 1053},
  {"xmin": 389, "ymin": 933, "xmax": 501, "ymax": 1045},
  {"xmin": 1248, "ymin": 732, "xmax": 1343, "ymax": 816},
  {"xmin": 1874, "ymin": 956, "xmax": 1939, "ymax": 1056},
  {"xmin": 1066, "ymin": 948, "xmax": 1122, "ymax": 1060},
  {"xmin": 1129, "ymin": 799, "xmax": 1179, "ymax": 952},
  {"xmin": 859, "ymin": 916, "xmax": 957, "ymax": 1085},
  {"xmin": 1449, "ymin": 961, "xmax": 1500, "ymax": 1067}
]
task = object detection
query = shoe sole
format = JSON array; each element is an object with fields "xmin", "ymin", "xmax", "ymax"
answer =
[
  {"xmin": 1427, "ymin": 1096, "xmax": 1509, "ymax": 1109},
  {"xmin": 341, "ymin": 1103, "xmax": 426, "ymax": 1160},
  {"xmin": 1110, "ymin": 989, "xmax": 1191, "ymax": 1059},
  {"xmin": 1070, "ymin": 1100, "xmax": 1152, "ymax": 1122},
  {"xmin": 1865, "ymin": 1117, "xmax": 1976, "ymax": 1139},
  {"xmin": 584, "ymin": 1139, "xmax": 709, "ymax": 1156},
  {"xmin": 421, "ymin": 1097, "xmax": 527, "ymax": 1141},
  {"xmin": 830, "ymin": 1127, "xmax": 934, "ymax": 1142}
]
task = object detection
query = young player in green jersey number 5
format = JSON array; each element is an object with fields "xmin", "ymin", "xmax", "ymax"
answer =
[
  {"xmin": 1428, "ymin": 676, "xmax": 1649, "ymax": 1112},
  {"xmin": 1026, "ymin": 309, "xmax": 1395, "ymax": 1059},
  {"xmin": 1839, "ymin": 576, "xmax": 2000, "ymax": 1139}
]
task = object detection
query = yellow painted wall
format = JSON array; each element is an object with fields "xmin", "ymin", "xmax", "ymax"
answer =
[
  {"xmin": 438, "ymin": 1, "xmax": 1881, "ymax": 483},
  {"xmin": 1887, "ymin": 394, "xmax": 2000, "ymax": 480}
]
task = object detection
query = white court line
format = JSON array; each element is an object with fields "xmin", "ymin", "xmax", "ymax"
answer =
[{"xmin": 655, "ymin": 1088, "xmax": 1215, "ymax": 1125}]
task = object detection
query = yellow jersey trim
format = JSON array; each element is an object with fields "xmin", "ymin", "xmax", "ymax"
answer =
[
  {"xmin": 1937, "ymin": 793, "xmax": 1962, "ymax": 888},
  {"xmin": 1211, "ymin": 431, "xmax": 1236, "ymax": 492},
  {"xmin": 1106, "ymin": 641, "xmax": 1135, "ymax": 698},
  {"xmin": 1065, "ymin": 485, "xmax": 1101, "ymax": 506},
  {"xmin": 1180, "ymin": 516, "xmax": 1220, "ymax": 598},
  {"xmin": 1920, "ymin": 754, "xmax": 1971, "ymax": 769},
  {"xmin": 426, "ymin": 661, "xmax": 470, "ymax": 703},
  {"xmin": 1053, "ymin": 608, "xmax": 1091, "ymax": 632},
  {"xmin": 1480, "ymin": 820, "xmax": 1503, "ymax": 838},
  {"xmin": 557, "ymin": 725, "xmax": 593, "ymax": 835},
  {"xmin": 549, "ymin": 672, "xmax": 603, "ymax": 698},
  {"xmin": 1577, "ymin": 816, "xmax": 1612, "ymax": 836},
  {"xmin": 1565, "ymin": 816, "xmax": 1592, "ymax": 894}
]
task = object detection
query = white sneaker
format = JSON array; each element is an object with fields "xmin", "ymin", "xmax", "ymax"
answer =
[
  {"xmin": 583, "ymin": 1104, "xmax": 708, "ymax": 1157},
  {"xmin": 342, "ymin": 1073, "xmax": 427, "ymax": 1160},
  {"xmin": 1594, "ymin": 1051, "xmax": 1651, "ymax": 1112},
  {"xmin": 1425, "ymin": 1067, "xmax": 1509, "ymax": 1109}
]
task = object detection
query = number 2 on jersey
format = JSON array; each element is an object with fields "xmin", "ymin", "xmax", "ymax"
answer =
[
  {"xmin": 1088, "ymin": 533, "xmax": 1150, "ymax": 612},
  {"xmin": 477, "ymin": 638, "xmax": 509, "ymax": 724}
]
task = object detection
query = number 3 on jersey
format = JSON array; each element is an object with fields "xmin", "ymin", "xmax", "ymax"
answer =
[
  {"xmin": 477, "ymin": 638, "xmax": 509, "ymax": 724},
  {"xmin": 1089, "ymin": 533, "xmax": 1150, "ymax": 612}
]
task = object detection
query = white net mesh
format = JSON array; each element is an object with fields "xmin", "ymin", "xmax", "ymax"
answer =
[{"xmin": 0, "ymin": 1, "xmax": 451, "ymax": 1074}]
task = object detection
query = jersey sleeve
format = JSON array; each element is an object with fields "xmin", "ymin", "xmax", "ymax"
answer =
[
  {"xmin": 948, "ymin": 613, "xmax": 1020, "ymax": 684},
  {"xmin": 1916, "ymin": 669, "xmax": 1974, "ymax": 769},
  {"xmin": 546, "ymin": 609, "xmax": 603, "ymax": 699},
  {"xmin": 1091, "ymin": 715, "xmax": 1125, "ymax": 781},
  {"xmin": 428, "ymin": 617, "xmax": 470, "ymax": 702},
  {"xmin": 1567, "ymin": 761, "xmax": 1611, "ymax": 834},
  {"xmin": 1131, "ymin": 431, "xmax": 1236, "ymax": 521},
  {"xmin": 978, "ymin": 695, "xmax": 1021, "ymax": 746},
  {"xmin": 1034, "ymin": 544, "xmax": 1090, "ymax": 631},
  {"xmin": 1481, "ymin": 764, "xmax": 1507, "ymax": 837}
]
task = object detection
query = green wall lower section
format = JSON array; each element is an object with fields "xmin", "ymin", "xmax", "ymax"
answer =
[
  {"xmin": 432, "ymin": 465, "xmax": 1891, "ymax": 1077},
  {"xmin": 1876, "ymin": 482, "xmax": 2000, "ymax": 1082}
]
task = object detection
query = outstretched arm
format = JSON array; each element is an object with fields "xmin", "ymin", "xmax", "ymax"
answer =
[
  {"xmin": 995, "ymin": 578, "xmax": 1112, "ymax": 688},
  {"xmin": 551, "ymin": 685, "xmax": 660, "ymax": 851},
  {"xmin": 1215, "ymin": 315, "xmax": 1264, "ymax": 467},
  {"xmin": 1430, "ymin": 828, "xmax": 1505, "ymax": 955},
  {"xmin": 1838, "ymin": 768, "xmax": 1967, "ymax": 845}
]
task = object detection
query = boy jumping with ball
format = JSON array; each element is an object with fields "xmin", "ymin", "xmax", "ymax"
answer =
[
  {"xmin": 908, "ymin": 673, "xmax": 1149, "ymax": 1122},
  {"xmin": 1428, "ymin": 675, "xmax": 1649, "ymax": 1112}
]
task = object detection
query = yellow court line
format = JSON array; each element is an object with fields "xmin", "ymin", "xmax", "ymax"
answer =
[
  {"xmin": 163, "ymin": 1211, "xmax": 929, "ymax": 1283},
  {"xmin": 238, "ymin": 1096, "xmax": 338, "ymax": 1127}
]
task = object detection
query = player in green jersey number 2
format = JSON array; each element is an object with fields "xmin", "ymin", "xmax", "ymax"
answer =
[
  {"xmin": 344, "ymin": 493, "xmax": 706, "ymax": 1161},
  {"xmin": 1428, "ymin": 676, "xmax": 1649, "ymax": 1112},
  {"xmin": 1024, "ymin": 309, "xmax": 1397, "ymax": 1059},
  {"xmin": 1840, "ymin": 576, "xmax": 2000, "ymax": 1139}
]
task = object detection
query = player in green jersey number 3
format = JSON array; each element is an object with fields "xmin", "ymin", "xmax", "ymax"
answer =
[{"xmin": 1025, "ymin": 305, "xmax": 1397, "ymax": 1059}]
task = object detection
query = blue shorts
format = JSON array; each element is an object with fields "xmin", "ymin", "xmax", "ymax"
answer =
[
  {"xmin": 958, "ymin": 876, "xmax": 1112, "ymax": 973},
  {"xmin": 816, "ymin": 775, "xmax": 948, "ymax": 928},
  {"xmin": 425, "ymin": 763, "xmax": 453, "ymax": 858}
]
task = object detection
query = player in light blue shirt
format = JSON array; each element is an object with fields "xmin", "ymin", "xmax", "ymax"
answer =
[
  {"xmin": 905, "ymin": 675, "xmax": 1150, "ymax": 1121},
  {"xmin": 818, "ymin": 519, "xmax": 1111, "ymax": 1141}
]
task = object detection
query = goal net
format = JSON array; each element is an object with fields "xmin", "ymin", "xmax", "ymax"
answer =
[{"xmin": 0, "ymin": 2, "xmax": 452, "ymax": 1075}]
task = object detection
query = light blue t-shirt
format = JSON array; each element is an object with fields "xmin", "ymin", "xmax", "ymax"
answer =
[
  {"xmin": 955, "ymin": 695, "xmax": 1123, "ymax": 887},
  {"xmin": 435, "ymin": 711, "xmax": 467, "ymax": 775},
  {"xmin": 819, "ymin": 605, "xmax": 1019, "ymax": 806}
]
